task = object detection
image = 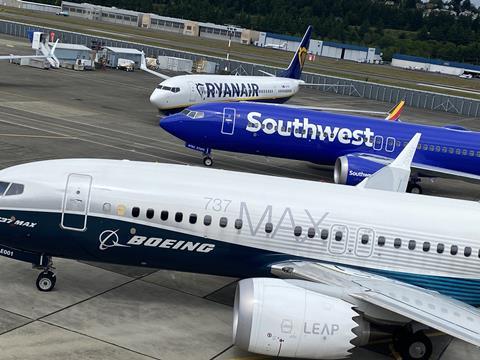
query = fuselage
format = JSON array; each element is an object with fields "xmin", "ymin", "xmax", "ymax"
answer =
[
  {"xmin": 149, "ymin": 75, "xmax": 301, "ymax": 112},
  {"xmin": 1, "ymin": 159, "xmax": 480, "ymax": 304},
  {"xmin": 160, "ymin": 102, "xmax": 480, "ymax": 178}
]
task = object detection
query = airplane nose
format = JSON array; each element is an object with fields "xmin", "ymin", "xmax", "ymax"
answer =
[
  {"xmin": 159, "ymin": 114, "xmax": 183, "ymax": 135},
  {"xmin": 149, "ymin": 89, "xmax": 163, "ymax": 108}
]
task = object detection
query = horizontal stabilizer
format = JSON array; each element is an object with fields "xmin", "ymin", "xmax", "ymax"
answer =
[{"xmin": 357, "ymin": 133, "xmax": 421, "ymax": 192}]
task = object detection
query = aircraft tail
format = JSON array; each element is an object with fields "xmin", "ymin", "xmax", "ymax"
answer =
[
  {"xmin": 385, "ymin": 100, "xmax": 405, "ymax": 121},
  {"xmin": 279, "ymin": 26, "xmax": 312, "ymax": 80}
]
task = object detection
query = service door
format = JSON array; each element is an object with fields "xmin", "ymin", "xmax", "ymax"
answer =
[
  {"xmin": 221, "ymin": 107, "xmax": 236, "ymax": 135},
  {"xmin": 61, "ymin": 173, "xmax": 92, "ymax": 231}
]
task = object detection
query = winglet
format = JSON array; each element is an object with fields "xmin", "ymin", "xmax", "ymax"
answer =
[
  {"xmin": 385, "ymin": 100, "xmax": 405, "ymax": 121},
  {"xmin": 140, "ymin": 52, "xmax": 170, "ymax": 80},
  {"xmin": 357, "ymin": 133, "xmax": 421, "ymax": 192}
]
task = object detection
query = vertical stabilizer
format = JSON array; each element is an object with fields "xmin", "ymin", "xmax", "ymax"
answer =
[{"xmin": 279, "ymin": 26, "xmax": 312, "ymax": 80}]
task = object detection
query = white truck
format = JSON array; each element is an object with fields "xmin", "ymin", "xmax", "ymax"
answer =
[{"xmin": 116, "ymin": 58, "xmax": 135, "ymax": 72}]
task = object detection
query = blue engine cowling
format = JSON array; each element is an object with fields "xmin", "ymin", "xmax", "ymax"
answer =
[{"xmin": 334, "ymin": 155, "xmax": 385, "ymax": 185}]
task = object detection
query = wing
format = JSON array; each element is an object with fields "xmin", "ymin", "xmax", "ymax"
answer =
[
  {"xmin": 0, "ymin": 55, "xmax": 46, "ymax": 60},
  {"xmin": 140, "ymin": 52, "xmax": 170, "ymax": 80},
  {"xmin": 350, "ymin": 153, "xmax": 480, "ymax": 184},
  {"xmin": 357, "ymin": 133, "xmax": 421, "ymax": 192},
  {"xmin": 271, "ymin": 260, "xmax": 480, "ymax": 347}
]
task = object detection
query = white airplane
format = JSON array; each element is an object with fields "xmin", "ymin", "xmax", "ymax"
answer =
[
  {"xmin": 0, "ymin": 32, "xmax": 59, "ymax": 68},
  {"xmin": 1, "ymin": 134, "xmax": 480, "ymax": 359},
  {"xmin": 142, "ymin": 26, "xmax": 322, "ymax": 113},
  {"xmin": 264, "ymin": 41, "xmax": 287, "ymax": 50}
]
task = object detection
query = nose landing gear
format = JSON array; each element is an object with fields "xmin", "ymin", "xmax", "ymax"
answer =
[
  {"xmin": 407, "ymin": 178, "xmax": 423, "ymax": 194},
  {"xmin": 203, "ymin": 156, "xmax": 213, "ymax": 167},
  {"xmin": 34, "ymin": 256, "xmax": 56, "ymax": 292}
]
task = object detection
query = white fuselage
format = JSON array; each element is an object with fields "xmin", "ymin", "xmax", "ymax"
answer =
[
  {"xmin": 0, "ymin": 159, "xmax": 479, "ymax": 285},
  {"xmin": 149, "ymin": 75, "xmax": 301, "ymax": 111}
]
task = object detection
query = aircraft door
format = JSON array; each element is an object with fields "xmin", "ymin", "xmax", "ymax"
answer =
[
  {"xmin": 354, "ymin": 228, "xmax": 375, "ymax": 257},
  {"xmin": 221, "ymin": 107, "xmax": 236, "ymax": 135},
  {"xmin": 61, "ymin": 173, "xmax": 92, "ymax": 231}
]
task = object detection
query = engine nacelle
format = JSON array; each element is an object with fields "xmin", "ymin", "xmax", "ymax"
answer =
[
  {"xmin": 233, "ymin": 278, "xmax": 367, "ymax": 359},
  {"xmin": 334, "ymin": 155, "xmax": 384, "ymax": 186}
]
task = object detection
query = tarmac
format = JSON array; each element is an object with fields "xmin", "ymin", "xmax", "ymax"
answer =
[{"xmin": 0, "ymin": 34, "xmax": 479, "ymax": 359}]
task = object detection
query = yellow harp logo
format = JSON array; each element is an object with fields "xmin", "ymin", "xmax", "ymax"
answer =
[{"xmin": 298, "ymin": 47, "xmax": 308, "ymax": 68}]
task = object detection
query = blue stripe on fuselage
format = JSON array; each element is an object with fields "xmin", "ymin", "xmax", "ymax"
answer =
[
  {"xmin": 2, "ymin": 209, "xmax": 480, "ymax": 305},
  {"xmin": 164, "ymin": 102, "xmax": 480, "ymax": 176}
]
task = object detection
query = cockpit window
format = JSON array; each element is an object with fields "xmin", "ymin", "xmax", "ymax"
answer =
[
  {"xmin": 180, "ymin": 109, "xmax": 204, "ymax": 119},
  {"xmin": 5, "ymin": 183, "xmax": 24, "ymax": 196},
  {"xmin": 0, "ymin": 182, "xmax": 9, "ymax": 195},
  {"xmin": 156, "ymin": 85, "xmax": 180, "ymax": 93}
]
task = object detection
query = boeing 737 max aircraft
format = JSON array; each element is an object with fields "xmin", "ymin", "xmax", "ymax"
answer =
[{"xmin": 0, "ymin": 135, "xmax": 480, "ymax": 359}]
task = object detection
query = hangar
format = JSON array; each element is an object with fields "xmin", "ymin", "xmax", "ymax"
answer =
[
  {"xmin": 257, "ymin": 32, "xmax": 381, "ymax": 63},
  {"xmin": 392, "ymin": 54, "xmax": 480, "ymax": 77},
  {"xmin": 53, "ymin": 43, "xmax": 93, "ymax": 65},
  {"xmin": 99, "ymin": 47, "xmax": 143, "ymax": 69}
]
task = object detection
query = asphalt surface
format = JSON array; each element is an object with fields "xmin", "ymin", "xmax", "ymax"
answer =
[{"xmin": 0, "ymin": 34, "xmax": 479, "ymax": 360}]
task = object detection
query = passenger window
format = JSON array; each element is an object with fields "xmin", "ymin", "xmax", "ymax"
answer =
[
  {"xmin": 132, "ymin": 207, "xmax": 140, "ymax": 217},
  {"xmin": 435, "ymin": 146, "xmax": 440, "ymax": 152},
  {"xmin": 189, "ymin": 214, "xmax": 197, "ymax": 224},
  {"xmin": 265, "ymin": 222, "xmax": 273, "ymax": 233},
  {"xmin": 451, "ymin": 245, "xmax": 458, "ymax": 255},
  {"xmin": 408, "ymin": 240, "xmax": 416, "ymax": 250},
  {"xmin": 102, "ymin": 203, "xmax": 111, "ymax": 213},
  {"xmin": 175, "ymin": 212, "xmax": 183, "ymax": 222},
  {"xmin": 0, "ymin": 181, "xmax": 9, "ymax": 196},
  {"xmin": 307, "ymin": 227, "xmax": 315, "ymax": 238},
  {"xmin": 235, "ymin": 219, "xmax": 243, "ymax": 230},
  {"xmin": 442, "ymin": 147, "xmax": 447, "ymax": 153},
  {"xmin": 321, "ymin": 229, "xmax": 329, "ymax": 240},
  {"xmin": 464, "ymin": 247, "xmax": 472, "ymax": 257},
  {"xmin": 423, "ymin": 242, "xmax": 430, "ymax": 252},
  {"xmin": 219, "ymin": 217, "xmax": 228, "ymax": 228},
  {"xmin": 437, "ymin": 243, "xmax": 444, "ymax": 254},
  {"xmin": 378, "ymin": 236, "xmax": 386, "ymax": 246},
  {"xmin": 146, "ymin": 208, "xmax": 154, "ymax": 219},
  {"xmin": 423, "ymin": 144, "xmax": 428, "ymax": 151},
  {"xmin": 394, "ymin": 238, "xmax": 401, "ymax": 248},
  {"xmin": 203, "ymin": 215, "xmax": 212, "ymax": 226},
  {"xmin": 449, "ymin": 148, "xmax": 454, "ymax": 154},
  {"xmin": 5, "ymin": 183, "xmax": 24, "ymax": 196},
  {"xmin": 469, "ymin": 150, "xmax": 475, "ymax": 157},
  {"xmin": 294, "ymin": 226, "xmax": 302, "ymax": 237},
  {"xmin": 335, "ymin": 231, "xmax": 342, "ymax": 241},
  {"xmin": 161, "ymin": 210, "xmax": 168, "ymax": 221},
  {"xmin": 361, "ymin": 234, "xmax": 369, "ymax": 245},
  {"xmin": 462, "ymin": 149, "xmax": 467, "ymax": 156}
]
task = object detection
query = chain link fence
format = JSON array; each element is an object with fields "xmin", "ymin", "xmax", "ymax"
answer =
[{"xmin": 2, "ymin": 19, "xmax": 479, "ymax": 118}]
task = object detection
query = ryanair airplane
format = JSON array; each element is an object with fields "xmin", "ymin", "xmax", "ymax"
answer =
[
  {"xmin": 1, "ymin": 135, "xmax": 480, "ymax": 360},
  {"xmin": 143, "ymin": 26, "xmax": 319, "ymax": 113},
  {"xmin": 160, "ymin": 101, "xmax": 480, "ymax": 193}
]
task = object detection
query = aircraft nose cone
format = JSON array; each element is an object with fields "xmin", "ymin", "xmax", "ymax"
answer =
[
  {"xmin": 149, "ymin": 89, "xmax": 163, "ymax": 108},
  {"xmin": 159, "ymin": 114, "xmax": 183, "ymax": 135}
]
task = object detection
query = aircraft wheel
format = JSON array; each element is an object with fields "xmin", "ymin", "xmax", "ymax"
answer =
[
  {"xmin": 407, "ymin": 183, "xmax": 423, "ymax": 194},
  {"xmin": 203, "ymin": 156, "xmax": 213, "ymax": 167},
  {"xmin": 394, "ymin": 330, "xmax": 432, "ymax": 360},
  {"xmin": 36, "ymin": 271, "xmax": 56, "ymax": 292}
]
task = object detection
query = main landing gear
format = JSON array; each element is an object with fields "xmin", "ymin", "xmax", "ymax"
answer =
[
  {"xmin": 34, "ymin": 256, "xmax": 56, "ymax": 292},
  {"xmin": 407, "ymin": 178, "xmax": 423, "ymax": 194},
  {"xmin": 393, "ymin": 327, "xmax": 432, "ymax": 360}
]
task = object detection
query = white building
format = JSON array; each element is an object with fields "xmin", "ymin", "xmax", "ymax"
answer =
[{"xmin": 392, "ymin": 54, "xmax": 480, "ymax": 77}]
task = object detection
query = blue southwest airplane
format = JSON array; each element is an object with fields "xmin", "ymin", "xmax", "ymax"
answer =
[{"xmin": 159, "ymin": 101, "xmax": 480, "ymax": 193}]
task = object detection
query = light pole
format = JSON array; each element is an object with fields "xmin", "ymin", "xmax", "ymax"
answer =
[{"xmin": 225, "ymin": 26, "xmax": 235, "ymax": 72}]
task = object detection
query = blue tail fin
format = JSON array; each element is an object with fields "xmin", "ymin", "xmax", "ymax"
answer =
[{"xmin": 279, "ymin": 26, "xmax": 312, "ymax": 80}]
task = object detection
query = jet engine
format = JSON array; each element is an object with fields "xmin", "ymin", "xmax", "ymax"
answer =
[
  {"xmin": 334, "ymin": 155, "xmax": 384, "ymax": 186},
  {"xmin": 233, "ymin": 278, "xmax": 370, "ymax": 359}
]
